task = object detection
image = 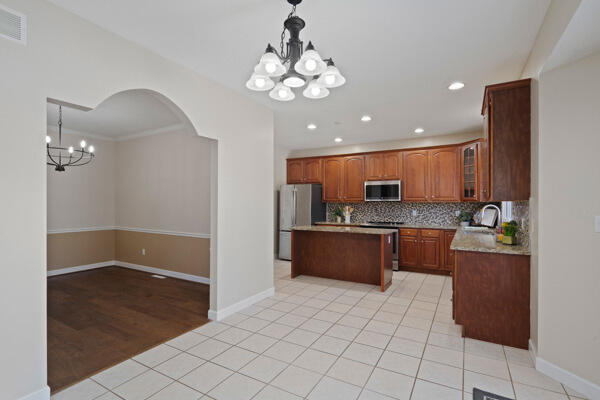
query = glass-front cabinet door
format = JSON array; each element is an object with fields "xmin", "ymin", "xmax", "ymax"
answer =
[{"xmin": 461, "ymin": 143, "xmax": 478, "ymax": 201}]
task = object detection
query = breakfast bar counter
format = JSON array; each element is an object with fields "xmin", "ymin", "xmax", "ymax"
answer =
[{"xmin": 291, "ymin": 225, "xmax": 395, "ymax": 291}]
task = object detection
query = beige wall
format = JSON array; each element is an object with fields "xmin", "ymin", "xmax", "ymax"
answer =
[
  {"xmin": 47, "ymin": 133, "xmax": 116, "ymax": 231},
  {"xmin": 1, "ymin": 1, "xmax": 274, "ymax": 398},
  {"xmin": 47, "ymin": 230, "xmax": 115, "ymax": 270},
  {"xmin": 47, "ymin": 229, "xmax": 210, "ymax": 278},
  {"xmin": 116, "ymin": 130, "xmax": 212, "ymax": 234},
  {"xmin": 48, "ymin": 130, "xmax": 212, "ymax": 277},
  {"xmin": 115, "ymin": 230, "xmax": 210, "ymax": 278},
  {"xmin": 288, "ymin": 131, "xmax": 482, "ymax": 158},
  {"xmin": 537, "ymin": 51, "xmax": 600, "ymax": 387}
]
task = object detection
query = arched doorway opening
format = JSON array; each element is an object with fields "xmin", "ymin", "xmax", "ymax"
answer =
[{"xmin": 45, "ymin": 89, "xmax": 217, "ymax": 393}]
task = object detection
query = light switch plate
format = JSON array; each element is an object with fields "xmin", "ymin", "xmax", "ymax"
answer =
[
  {"xmin": 595, "ymin": 216, "xmax": 600, "ymax": 233},
  {"xmin": 412, "ymin": 210, "xmax": 417, "ymax": 217}
]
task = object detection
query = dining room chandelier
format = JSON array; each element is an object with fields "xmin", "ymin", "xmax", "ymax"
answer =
[
  {"xmin": 46, "ymin": 105, "xmax": 95, "ymax": 171},
  {"xmin": 246, "ymin": 0, "xmax": 345, "ymax": 101}
]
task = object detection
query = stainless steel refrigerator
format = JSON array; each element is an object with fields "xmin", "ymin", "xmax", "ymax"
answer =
[{"xmin": 278, "ymin": 184, "xmax": 326, "ymax": 260}]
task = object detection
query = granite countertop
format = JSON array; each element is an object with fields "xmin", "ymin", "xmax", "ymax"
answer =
[
  {"xmin": 450, "ymin": 227, "xmax": 531, "ymax": 255},
  {"xmin": 292, "ymin": 225, "xmax": 397, "ymax": 235},
  {"xmin": 315, "ymin": 221, "xmax": 459, "ymax": 230}
]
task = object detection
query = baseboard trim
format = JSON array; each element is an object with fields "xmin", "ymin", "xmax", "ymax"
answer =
[
  {"xmin": 47, "ymin": 260, "xmax": 210, "ymax": 284},
  {"xmin": 47, "ymin": 261, "xmax": 114, "ymax": 276},
  {"xmin": 530, "ymin": 339, "xmax": 600, "ymax": 399},
  {"xmin": 114, "ymin": 261, "xmax": 210, "ymax": 285},
  {"xmin": 208, "ymin": 286, "xmax": 275, "ymax": 321},
  {"xmin": 528, "ymin": 339, "xmax": 537, "ymax": 367},
  {"xmin": 18, "ymin": 385, "xmax": 50, "ymax": 400}
]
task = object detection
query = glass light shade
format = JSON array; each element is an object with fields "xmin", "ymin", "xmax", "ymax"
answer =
[
  {"xmin": 317, "ymin": 64, "xmax": 346, "ymax": 88},
  {"xmin": 254, "ymin": 52, "xmax": 286, "ymax": 77},
  {"xmin": 246, "ymin": 73, "xmax": 275, "ymax": 91},
  {"xmin": 88, "ymin": 145, "xmax": 95, "ymax": 153},
  {"xmin": 303, "ymin": 80, "xmax": 330, "ymax": 99},
  {"xmin": 68, "ymin": 146, "xmax": 74, "ymax": 154},
  {"xmin": 45, "ymin": 135, "xmax": 51, "ymax": 144},
  {"xmin": 282, "ymin": 72, "xmax": 306, "ymax": 88},
  {"xmin": 295, "ymin": 49, "xmax": 327, "ymax": 76},
  {"xmin": 80, "ymin": 140, "xmax": 86, "ymax": 148},
  {"xmin": 269, "ymin": 83, "xmax": 295, "ymax": 102}
]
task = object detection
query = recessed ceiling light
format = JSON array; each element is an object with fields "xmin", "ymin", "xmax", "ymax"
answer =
[
  {"xmin": 448, "ymin": 81, "xmax": 465, "ymax": 90},
  {"xmin": 361, "ymin": 115, "xmax": 372, "ymax": 122},
  {"xmin": 307, "ymin": 123, "xmax": 317, "ymax": 130},
  {"xmin": 334, "ymin": 137, "xmax": 343, "ymax": 143},
  {"xmin": 414, "ymin": 127, "xmax": 425, "ymax": 134}
]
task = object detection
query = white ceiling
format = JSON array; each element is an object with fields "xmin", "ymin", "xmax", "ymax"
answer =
[
  {"xmin": 543, "ymin": 0, "xmax": 600, "ymax": 73},
  {"xmin": 48, "ymin": 0, "xmax": 551, "ymax": 150},
  {"xmin": 47, "ymin": 91, "xmax": 182, "ymax": 139}
]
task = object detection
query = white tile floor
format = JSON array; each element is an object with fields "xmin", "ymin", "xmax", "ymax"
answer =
[{"xmin": 52, "ymin": 260, "xmax": 588, "ymax": 400}]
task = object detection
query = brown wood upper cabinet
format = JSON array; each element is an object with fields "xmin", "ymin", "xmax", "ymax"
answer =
[
  {"xmin": 286, "ymin": 158, "xmax": 322, "ymax": 184},
  {"xmin": 403, "ymin": 149, "xmax": 459, "ymax": 202},
  {"xmin": 365, "ymin": 152, "xmax": 402, "ymax": 181},
  {"xmin": 322, "ymin": 157, "xmax": 344, "ymax": 201},
  {"xmin": 403, "ymin": 150, "xmax": 429, "ymax": 201},
  {"xmin": 482, "ymin": 78, "xmax": 531, "ymax": 200},
  {"xmin": 343, "ymin": 156, "xmax": 365, "ymax": 201},
  {"xmin": 461, "ymin": 143, "xmax": 479, "ymax": 201},
  {"xmin": 430, "ymin": 148, "xmax": 459, "ymax": 202},
  {"xmin": 322, "ymin": 156, "xmax": 365, "ymax": 202}
]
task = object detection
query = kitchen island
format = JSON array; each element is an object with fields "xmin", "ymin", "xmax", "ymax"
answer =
[
  {"xmin": 451, "ymin": 227, "xmax": 531, "ymax": 349},
  {"xmin": 291, "ymin": 225, "xmax": 395, "ymax": 291}
]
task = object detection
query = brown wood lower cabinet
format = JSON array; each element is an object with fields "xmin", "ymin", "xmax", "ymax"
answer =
[
  {"xmin": 398, "ymin": 228, "xmax": 455, "ymax": 274},
  {"xmin": 454, "ymin": 251, "xmax": 530, "ymax": 349}
]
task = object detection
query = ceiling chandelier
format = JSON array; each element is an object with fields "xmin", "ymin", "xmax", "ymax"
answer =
[
  {"xmin": 46, "ymin": 105, "xmax": 95, "ymax": 171},
  {"xmin": 246, "ymin": 0, "xmax": 345, "ymax": 101}
]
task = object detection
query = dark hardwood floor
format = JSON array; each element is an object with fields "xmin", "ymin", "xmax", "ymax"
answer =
[{"xmin": 47, "ymin": 266, "xmax": 209, "ymax": 393}]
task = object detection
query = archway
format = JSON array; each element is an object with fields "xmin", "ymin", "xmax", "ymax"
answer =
[{"xmin": 45, "ymin": 89, "xmax": 218, "ymax": 392}]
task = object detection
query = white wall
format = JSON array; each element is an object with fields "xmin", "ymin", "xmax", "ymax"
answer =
[
  {"xmin": 47, "ymin": 132, "xmax": 116, "ymax": 230},
  {"xmin": 537, "ymin": 51, "xmax": 600, "ymax": 388},
  {"xmin": 116, "ymin": 130, "xmax": 212, "ymax": 234},
  {"xmin": 0, "ymin": 1, "xmax": 273, "ymax": 399}
]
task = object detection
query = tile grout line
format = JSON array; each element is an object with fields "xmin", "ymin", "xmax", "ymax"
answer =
[{"xmin": 407, "ymin": 274, "xmax": 449, "ymax": 400}]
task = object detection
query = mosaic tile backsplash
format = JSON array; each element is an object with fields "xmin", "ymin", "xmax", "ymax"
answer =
[
  {"xmin": 326, "ymin": 202, "xmax": 489, "ymax": 226},
  {"xmin": 326, "ymin": 200, "xmax": 531, "ymax": 248}
]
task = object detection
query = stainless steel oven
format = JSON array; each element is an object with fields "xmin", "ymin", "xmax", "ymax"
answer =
[
  {"xmin": 359, "ymin": 221, "xmax": 404, "ymax": 270},
  {"xmin": 364, "ymin": 180, "xmax": 402, "ymax": 201}
]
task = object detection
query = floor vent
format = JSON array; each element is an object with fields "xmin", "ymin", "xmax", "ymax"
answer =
[
  {"xmin": 151, "ymin": 274, "xmax": 167, "ymax": 279},
  {"xmin": 0, "ymin": 4, "xmax": 26, "ymax": 44}
]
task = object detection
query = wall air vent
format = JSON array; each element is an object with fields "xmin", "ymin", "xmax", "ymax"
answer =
[{"xmin": 0, "ymin": 4, "xmax": 26, "ymax": 44}]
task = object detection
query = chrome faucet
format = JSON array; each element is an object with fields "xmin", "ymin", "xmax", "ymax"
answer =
[{"xmin": 482, "ymin": 204, "xmax": 502, "ymax": 230}]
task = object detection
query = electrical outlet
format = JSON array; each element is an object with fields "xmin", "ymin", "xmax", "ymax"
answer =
[
  {"xmin": 141, "ymin": 248, "xmax": 146, "ymax": 256},
  {"xmin": 412, "ymin": 210, "xmax": 417, "ymax": 217},
  {"xmin": 595, "ymin": 216, "xmax": 600, "ymax": 233},
  {"xmin": 455, "ymin": 211, "xmax": 460, "ymax": 217}
]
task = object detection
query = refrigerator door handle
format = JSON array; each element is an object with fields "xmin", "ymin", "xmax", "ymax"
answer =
[{"xmin": 292, "ymin": 189, "xmax": 297, "ymax": 226}]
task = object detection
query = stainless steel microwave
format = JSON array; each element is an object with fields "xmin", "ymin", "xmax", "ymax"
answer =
[{"xmin": 364, "ymin": 180, "xmax": 402, "ymax": 201}]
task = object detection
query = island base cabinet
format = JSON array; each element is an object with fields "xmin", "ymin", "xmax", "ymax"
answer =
[
  {"xmin": 454, "ymin": 251, "xmax": 530, "ymax": 349},
  {"xmin": 291, "ymin": 230, "xmax": 393, "ymax": 291}
]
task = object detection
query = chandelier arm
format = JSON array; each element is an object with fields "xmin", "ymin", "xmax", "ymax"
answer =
[
  {"xmin": 70, "ymin": 154, "xmax": 94, "ymax": 166},
  {"xmin": 66, "ymin": 149, "xmax": 85, "ymax": 166},
  {"xmin": 46, "ymin": 146, "xmax": 60, "ymax": 166}
]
